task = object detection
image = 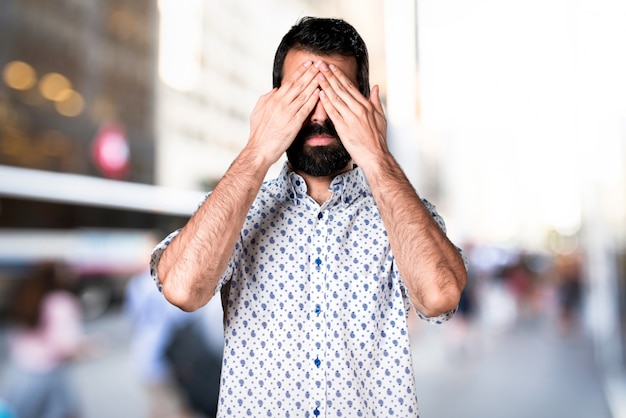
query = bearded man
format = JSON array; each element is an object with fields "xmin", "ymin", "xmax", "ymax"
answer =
[{"xmin": 151, "ymin": 16, "xmax": 467, "ymax": 418}]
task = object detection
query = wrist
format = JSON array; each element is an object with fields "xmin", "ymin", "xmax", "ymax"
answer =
[
  {"xmin": 357, "ymin": 152, "xmax": 396, "ymax": 181},
  {"xmin": 238, "ymin": 144, "xmax": 275, "ymax": 176}
]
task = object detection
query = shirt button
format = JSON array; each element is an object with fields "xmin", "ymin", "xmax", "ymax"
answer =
[
  {"xmin": 315, "ymin": 258, "xmax": 322, "ymax": 266},
  {"xmin": 317, "ymin": 212, "xmax": 323, "ymax": 220},
  {"xmin": 314, "ymin": 356, "xmax": 321, "ymax": 368},
  {"xmin": 314, "ymin": 407, "xmax": 320, "ymax": 416},
  {"xmin": 314, "ymin": 304, "xmax": 321, "ymax": 315}
]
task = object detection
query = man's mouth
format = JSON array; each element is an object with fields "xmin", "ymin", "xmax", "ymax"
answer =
[{"xmin": 305, "ymin": 135, "xmax": 335, "ymax": 147}]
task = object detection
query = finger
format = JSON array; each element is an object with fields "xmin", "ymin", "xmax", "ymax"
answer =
[
  {"xmin": 319, "ymin": 62, "xmax": 369, "ymax": 107},
  {"xmin": 318, "ymin": 88, "xmax": 345, "ymax": 125},
  {"xmin": 286, "ymin": 69, "xmax": 322, "ymax": 120},
  {"xmin": 296, "ymin": 88, "xmax": 321, "ymax": 120},
  {"xmin": 295, "ymin": 69, "xmax": 322, "ymax": 106},
  {"xmin": 370, "ymin": 84, "xmax": 387, "ymax": 113},
  {"xmin": 370, "ymin": 85, "xmax": 388, "ymax": 136},
  {"xmin": 315, "ymin": 63, "xmax": 350, "ymax": 107},
  {"xmin": 318, "ymin": 72, "xmax": 369, "ymax": 129},
  {"xmin": 370, "ymin": 85, "xmax": 385, "ymax": 115},
  {"xmin": 316, "ymin": 72, "xmax": 351, "ymax": 119},
  {"xmin": 278, "ymin": 60, "xmax": 320, "ymax": 102}
]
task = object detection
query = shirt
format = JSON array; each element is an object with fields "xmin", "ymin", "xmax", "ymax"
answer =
[{"xmin": 151, "ymin": 162, "xmax": 458, "ymax": 418}]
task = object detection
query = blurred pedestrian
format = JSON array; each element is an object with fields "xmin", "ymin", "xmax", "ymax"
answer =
[
  {"xmin": 555, "ymin": 251, "xmax": 584, "ymax": 334},
  {"xmin": 124, "ymin": 268, "xmax": 222, "ymax": 418},
  {"xmin": 502, "ymin": 255, "xmax": 535, "ymax": 321},
  {"xmin": 151, "ymin": 16, "xmax": 466, "ymax": 417},
  {"xmin": 0, "ymin": 261, "xmax": 91, "ymax": 418},
  {"xmin": 445, "ymin": 251, "xmax": 480, "ymax": 357},
  {"xmin": 480, "ymin": 265, "xmax": 518, "ymax": 334}
]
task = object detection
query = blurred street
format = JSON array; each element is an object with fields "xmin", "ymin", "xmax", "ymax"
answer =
[
  {"xmin": 1, "ymin": 304, "xmax": 613, "ymax": 418},
  {"xmin": 68, "ymin": 309, "xmax": 146, "ymax": 418},
  {"xmin": 412, "ymin": 316, "xmax": 612, "ymax": 418}
]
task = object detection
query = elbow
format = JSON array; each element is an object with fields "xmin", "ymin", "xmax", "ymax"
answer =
[
  {"xmin": 418, "ymin": 290, "xmax": 460, "ymax": 318},
  {"xmin": 162, "ymin": 284, "xmax": 201, "ymax": 312},
  {"xmin": 416, "ymin": 269, "xmax": 467, "ymax": 318},
  {"xmin": 159, "ymin": 272, "xmax": 204, "ymax": 313},
  {"xmin": 157, "ymin": 251, "xmax": 210, "ymax": 312}
]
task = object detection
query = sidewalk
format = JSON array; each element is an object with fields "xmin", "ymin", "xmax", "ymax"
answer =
[
  {"xmin": 410, "ymin": 315, "xmax": 612, "ymax": 418},
  {"xmin": 0, "ymin": 309, "xmax": 615, "ymax": 418}
]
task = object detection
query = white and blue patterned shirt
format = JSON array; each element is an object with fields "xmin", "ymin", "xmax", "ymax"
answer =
[{"xmin": 151, "ymin": 162, "xmax": 457, "ymax": 418}]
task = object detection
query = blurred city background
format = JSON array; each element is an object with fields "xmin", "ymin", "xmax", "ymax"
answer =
[{"xmin": 0, "ymin": 0, "xmax": 625, "ymax": 417}]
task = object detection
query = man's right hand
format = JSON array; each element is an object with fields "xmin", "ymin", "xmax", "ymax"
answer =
[{"xmin": 246, "ymin": 60, "xmax": 321, "ymax": 165}]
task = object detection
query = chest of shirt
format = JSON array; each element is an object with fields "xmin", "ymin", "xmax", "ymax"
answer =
[
  {"xmin": 227, "ymin": 198, "xmax": 405, "ymax": 314},
  {"xmin": 239, "ymin": 197, "xmax": 393, "ymax": 275}
]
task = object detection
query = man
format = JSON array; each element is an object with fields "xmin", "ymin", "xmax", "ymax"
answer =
[{"xmin": 151, "ymin": 16, "xmax": 467, "ymax": 417}]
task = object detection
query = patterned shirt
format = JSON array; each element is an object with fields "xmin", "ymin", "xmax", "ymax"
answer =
[{"xmin": 151, "ymin": 162, "xmax": 458, "ymax": 418}]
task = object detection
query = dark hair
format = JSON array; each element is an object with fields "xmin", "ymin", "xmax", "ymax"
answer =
[
  {"xmin": 272, "ymin": 16, "xmax": 370, "ymax": 97},
  {"xmin": 10, "ymin": 262, "xmax": 73, "ymax": 328}
]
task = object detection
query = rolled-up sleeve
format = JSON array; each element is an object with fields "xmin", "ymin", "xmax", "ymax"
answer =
[{"xmin": 149, "ymin": 229, "xmax": 181, "ymax": 293}]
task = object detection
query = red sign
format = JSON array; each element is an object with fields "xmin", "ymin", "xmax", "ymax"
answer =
[{"xmin": 91, "ymin": 124, "xmax": 130, "ymax": 179}]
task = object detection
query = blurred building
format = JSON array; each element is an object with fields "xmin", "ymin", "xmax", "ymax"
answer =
[
  {"xmin": 0, "ymin": 0, "xmax": 165, "ymax": 319},
  {"xmin": 0, "ymin": 0, "xmax": 159, "ymax": 230},
  {"xmin": 0, "ymin": 0, "xmax": 157, "ymax": 182}
]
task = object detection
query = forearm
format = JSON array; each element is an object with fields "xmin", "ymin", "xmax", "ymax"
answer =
[
  {"xmin": 363, "ymin": 154, "xmax": 467, "ymax": 317},
  {"xmin": 158, "ymin": 147, "xmax": 271, "ymax": 311}
]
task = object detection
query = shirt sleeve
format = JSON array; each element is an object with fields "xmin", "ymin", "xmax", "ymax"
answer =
[
  {"xmin": 400, "ymin": 198, "xmax": 468, "ymax": 324},
  {"xmin": 149, "ymin": 228, "xmax": 181, "ymax": 293}
]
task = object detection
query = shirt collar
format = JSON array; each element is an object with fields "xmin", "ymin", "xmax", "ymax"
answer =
[{"xmin": 265, "ymin": 162, "xmax": 370, "ymax": 208}]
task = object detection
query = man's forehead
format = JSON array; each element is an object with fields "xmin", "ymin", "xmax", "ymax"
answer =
[{"xmin": 283, "ymin": 49, "xmax": 358, "ymax": 83}]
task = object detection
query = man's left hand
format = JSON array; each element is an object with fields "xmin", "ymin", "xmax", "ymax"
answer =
[{"xmin": 315, "ymin": 61, "xmax": 388, "ymax": 172}]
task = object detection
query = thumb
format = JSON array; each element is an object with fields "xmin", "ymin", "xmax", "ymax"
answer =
[{"xmin": 370, "ymin": 85, "xmax": 384, "ymax": 114}]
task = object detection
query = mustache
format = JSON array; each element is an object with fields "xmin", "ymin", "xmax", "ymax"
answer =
[{"xmin": 297, "ymin": 122, "xmax": 339, "ymax": 142}]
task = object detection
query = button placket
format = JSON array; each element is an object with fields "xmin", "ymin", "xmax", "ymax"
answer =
[{"xmin": 308, "ymin": 209, "xmax": 328, "ymax": 417}]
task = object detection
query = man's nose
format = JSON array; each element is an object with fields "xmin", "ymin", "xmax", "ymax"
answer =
[{"xmin": 308, "ymin": 98, "xmax": 329, "ymax": 125}]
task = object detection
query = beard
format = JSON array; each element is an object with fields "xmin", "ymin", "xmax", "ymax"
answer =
[{"xmin": 286, "ymin": 121, "xmax": 352, "ymax": 177}]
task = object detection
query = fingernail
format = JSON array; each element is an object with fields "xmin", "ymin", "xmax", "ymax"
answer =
[
  {"xmin": 319, "ymin": 62, "xmax": 329, "ymax": 71},
  {"xmin": 314, "ymin": 60, "xmax": 323, "ymax": 68},
  {"xmin": 329, "ymin": 64, "xmax": 336, "ymax": 71},
  {"xmin": 304, "ymin": 60, "xmax": 312, "ymax": 67}
]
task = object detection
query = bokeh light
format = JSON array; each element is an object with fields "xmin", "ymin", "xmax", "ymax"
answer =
[
  {"xmin": 54, "ymin": 89, "xmax": 84, "ymax": 117},
  {"xmin": 2, "ymin": 61, "xmax": 37, "ymax": 91},
  {"xmin": 38, "ymin": 72, "xmax": 72, "ymax": 102}
]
